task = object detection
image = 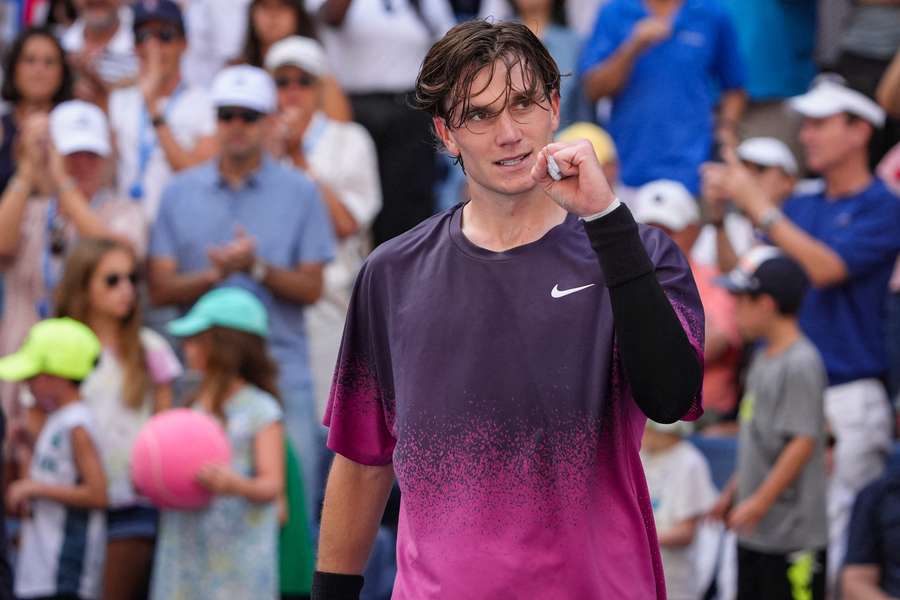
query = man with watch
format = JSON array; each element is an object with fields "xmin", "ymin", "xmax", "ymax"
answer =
[
  {"xmin": 701, "ymin": 77, "xmax": 900, "ymax": 590},
  {"xmin": 108, "ymin": 0, "xmax": 217, "ymax": 222},
  {"xmin": 148, "ymin": 64, "xmax": 335, "ymax": 506}
]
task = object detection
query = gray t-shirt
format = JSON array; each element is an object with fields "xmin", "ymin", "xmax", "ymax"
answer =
[{"xmin": 736, "ymin": 336, "xmax": 828, "ymax": 553}]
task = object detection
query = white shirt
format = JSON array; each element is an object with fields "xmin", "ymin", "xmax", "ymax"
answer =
[
  {"xmin": 109, "ymin": 84, "xmax": 215, "ymax": 221},
  {"xmin": 690, "ymin": 212, "xmax": 756, "ymax": 268},
  {"xmin": 180, "ymin": 0, "xmax": 253, "ymax": 89},
  {"xmin": 641, "ymin": 441, "xmax": 718, "ymax": 600},
  {"xmin": 307, "ymin": 0, "xmax": 455, "ymax": 92},
  {"xmin": 15, "ymin": 403, "xmax": 106, "ymax": 600},
  {"xmin": 62, "ymin": 7, "xmax": 139, "ymax": 87}
]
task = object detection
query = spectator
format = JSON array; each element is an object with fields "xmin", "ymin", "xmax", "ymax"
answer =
[
  {"xmin": 312, "ymin": 0, "xmax": 455, "ymax": 244},
  {"xmin": 147, "ymin": 65, "xmax": 335, "ymax": 518},
  {"xmin": 640, "ymin": 419, "xmax": 718, "ymax": 600},
  {"xmin": 62, "ymin": 0, "xmax": 139, "ymax": 106},
  {"xmin": 480, "ymin": 0, "xmax": 612, "ymax": 39},
  {"xmin": 0, "ymin": 26, "xmax": 74, "ymax": 194},
  {"xmin": 179, "ymin": 0, "xmax": 253, "ymax": 89},
  {"xmin": 635, "ymin": 180, "xmax": 742, "ymax": 420},
  {"xmin": 719, "ymin": 0, "xmax": 817, "ymax": 165},
  {"xmin": 241, "ymin": 0, "xmax": 352, "ymax": 122},
  {"xmin": 108, "ymin": 0, "xmax": 217, "ymax": 222},
  {"xmin": 54, "ymin": 238, "xmax": 182, "ymax": 600},
  {"xmin": 0, "ymin": 318, "xmax": 108, "ymax": 600},
  {"xmin": 556, "ymin": 121, "xmax": 620, "ymax": 190},
  {"xmin": 841, "ymin": 467, "xmax": 900, "ymax": 600},
  {"xmin": 45, "ymin": 0, "xmax": 79, "ymax": 38},
  {"xmin": 702, "ymin": 79, "xmax": 900, "ymax": 586},
  {"xmin": 265, "ymin": 36, "xmax": 381, "ymax": 420},
  {"xmin": 151, "ymin": 288, "xmax": 285, "ymax": 600},
  {"xmin": 579, "ymin": 0, "xmax": 746, "ymax": 200},
  {"xmin": 876, "ymin": 48, "xmax": 900, "ymax": 120},
  {"xmin": 0, "ymin": 100, "xmax": 145, "ymax": 433},
  {"xmin": 712, "ymin": 247, "xmax": 828, "ymax": 600},
  {"xmin": 696, "ymin": 137, "xmax": 798, "ymax": 272}
]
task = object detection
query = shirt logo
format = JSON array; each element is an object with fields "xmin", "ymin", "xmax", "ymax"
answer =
[{"xmin": 550, "ymin": 283, "xmax": 595, "ymax": 298}]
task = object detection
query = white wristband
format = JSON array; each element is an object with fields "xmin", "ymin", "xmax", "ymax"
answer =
[{"xmin": 581, "ymin": 198, "xmax": 622, "ymax": 222}]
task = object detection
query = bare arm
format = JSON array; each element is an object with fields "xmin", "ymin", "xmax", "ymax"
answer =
[
  {"xmin": 320, "ymin": 76, "xmax": 354, "ymax": 123},
  {"xmin": 876, "ymin": 50, "xmax": 900, "ymax": 119},
  {"xmin": 657, "ymin": 515, "xmax": 701, "ymax": 548},
  {"xmin": 30, "ymin": 426, "xmax": 107, "ymax": 509},
  {"xmin": 154, "ymin": 125, "xmax": 218, "ymax": 172},
  {"xmin": 260, "ymin": 262, "xmax": 326, "ymax": 305},
  {"xmin": 764, "ymin": 214, "xmax": 848, "ymax": 287},
  {"xmin": 752, "ymin": 436, "xmax": 815, "ymax": 509},
  {"xmin": 317, "ymin": 454, "xmax": 395, "ymax": 574},
  {"xmin": 0, "ymin": 176, "xmax": 32, "ymax": 259},
  {"xmin": 843, "ymin": 565, "xmax": 898, "ymax": 600},
  {"xmin": 715, "ymin": 89, "xmax": 747, "ymax": 149},
  {"xmin": 148, "ymin": 257, "xmax": 221, "ymax": 306},
  {"xmin": 153, "ymin": 384, "xmax": 173, "ymax": 413},
  {"xmin": 197, "ymin": 422, "xmax": 285, "ymax": 503},
  {"xmin": 318, "ymin": 0, "xmax": 354, "ymax": 27}
]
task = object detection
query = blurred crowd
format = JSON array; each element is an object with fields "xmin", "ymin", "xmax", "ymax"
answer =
[{"xmin": 0, "ymin": 0, "xmax": 894, "ymax": 599}]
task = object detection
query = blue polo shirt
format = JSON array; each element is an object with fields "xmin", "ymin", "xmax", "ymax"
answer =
[
  {"xmin": 783, "ymin": 179, "xmax": 900, "ymax": 385},
  {"xmin": 578, "ymin": 0, "xmax": 745, "ymax": 193},
  {"xmin": 720, "ymin": 0, "xmax": 816, "ymax": 101},
  {"xmin": 844, "ymin": 469, "xmax": 900, "ymax": 597},
  {"xmin": 149, "ymin": 156, "xmax": 336, "ymax": 390}
]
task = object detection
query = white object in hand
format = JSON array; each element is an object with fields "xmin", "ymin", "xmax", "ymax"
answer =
[{"xmin": 547, "ymin": 153, "xmax": 562, "ymax": 181}]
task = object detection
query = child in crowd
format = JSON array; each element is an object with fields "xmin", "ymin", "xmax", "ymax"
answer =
[
  {"xmin": 150, "ymin": 287, "xmax": 285, "ymax": 600},
  {"xmin": 54, "ymin": 238, "xmax": 182, "ymax": 599},
  {"xmin": 640, "ymin": 420, "xmax": 717, "ymax": 600},
  {"xmin": 0, "ymin": 318, "xmax": 107, "ymax": 600},
  {"xmin": 711, "ymin": 247, "xmax": 828, "ymax": 600}
]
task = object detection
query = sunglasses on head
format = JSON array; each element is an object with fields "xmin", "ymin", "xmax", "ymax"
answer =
[
  {"xmin": 217, "ymin": 107, "xmax": 264, "ymax": 123},
  {"xmin": 274, "ymin": 74, "xmax": 317, "ymax": 89},
  {"xmin": 136, "ymin": 27, "xmax": 181, "ymax": 44},
  {"xmin": 104, "ymin": 272, "xmax": 138, "ymax": 288}
]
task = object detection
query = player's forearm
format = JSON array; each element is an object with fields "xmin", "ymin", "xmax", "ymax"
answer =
[
  {"xmin": 583, "ymin": 205, "xmax": 702, "ymax": 423},
  {"xmin": 317, "ymin": 455, "xmax": 395, "ymax": 575},
  {"xmin": 31, "ymin": 481, "xmax": 107, "ymax": 509},
  {"xmin": 582, "ymin": 38, "xmax": 643, "ymax": 102},
  {"xmin": 751, "ymin": 436, "xmax": 815, "ymax": 511}
]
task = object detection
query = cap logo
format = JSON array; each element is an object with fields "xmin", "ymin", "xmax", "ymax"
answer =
[{"xmin": 142, "ymin": 0, "xmax": 160, "ymax": 9}]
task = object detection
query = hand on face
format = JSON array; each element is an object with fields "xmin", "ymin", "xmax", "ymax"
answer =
[
  {"xmin": 530, "ymin": 140, "xmax": 617, "ymax": 217},
  {"xmin": 138, "ymin": 40, "xmax": 165, "ymax": 110}
]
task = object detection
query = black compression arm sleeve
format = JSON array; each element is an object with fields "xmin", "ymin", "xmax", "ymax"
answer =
[
  {"xmin": 311, "ymin": 571, "xmax": 365, "ymax": 600},
  {"xmin": 583, "ymin": 204, "xmax": 702, "ymax": 423}
]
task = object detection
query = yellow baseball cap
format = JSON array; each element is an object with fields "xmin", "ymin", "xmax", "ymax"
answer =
[
  {"xmin": 556, "ymin": 122, "xmax": 617, "ymax": 165},
  {"xmin": 0, "ymin": 318, "xmax": 102, "ymax": 382}
]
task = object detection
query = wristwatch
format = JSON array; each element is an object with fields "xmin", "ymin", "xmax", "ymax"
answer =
[
  {"xmin": 250, "ymin": 257, "xmax": 269, "ymax": 282},
  {"xmin": 151, "ymin": 114, "xmax": 166, "ymax": 128},
  {"xmin": 758, "ymin": 207, "xmax": 784, "ymax": 234}
]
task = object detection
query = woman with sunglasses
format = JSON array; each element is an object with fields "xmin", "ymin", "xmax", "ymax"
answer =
[
  {"xmin": 55, "ymin": 238, "xmax": 182, "ymax": 600},
  {"xmin": 0, "ymin": 100, "xmax": 145, "ymax": 457}
]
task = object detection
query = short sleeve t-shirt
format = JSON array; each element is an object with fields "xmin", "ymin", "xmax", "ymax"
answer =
[
  {"xmin": 844, "ymin": 470, "xmax": 900, "ymax": 597},
  {"xmin": 578, "ymin": 0, "xmax": 746, "ymax": 193},
  {"xmin": 82, "ymin": 328, "xmax": 182, "ymax": 508},
  {"xmin": 325, "ymin": 205, "xmax": 704, "ymax": 598},
  {"xmin": 736, "ymin": 337, "xmax": 828, "ymax": 553},
  {"xmin": 782, "ymin": 179, "xmax": 900, "ymax": 384},
  {"xmin": 641, "ymin": 441, "xmax": 718, "ymax": 600}
]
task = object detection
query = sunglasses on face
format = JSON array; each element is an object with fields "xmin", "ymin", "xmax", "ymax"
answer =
[
  {"xmin": 104, "ymin": 272, "xmax": 138, "ymax": 288},
  {"xmin": 136, "ymin": 27, "xmax": 181, "ymax": 44},
  {"xmin": 274, "ymin": 74, "xmax": 317, "ymax": 89},
  {"xmin": 217, "ymin": 107, "xmax": 264, "ymax": 123}
]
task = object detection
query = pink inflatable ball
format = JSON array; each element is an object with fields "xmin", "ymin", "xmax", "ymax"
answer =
[{"xmin": 131, "ymin": 408, "xmax": 231, "ymax": 510}]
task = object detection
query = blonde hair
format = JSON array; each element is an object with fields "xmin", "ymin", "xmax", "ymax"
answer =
[{"xmin": 54, "ymin": 238, "xmax": 150, "ymax": 410}]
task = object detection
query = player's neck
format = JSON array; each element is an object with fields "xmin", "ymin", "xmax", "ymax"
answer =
[
  {"xmin": 763, "ymin": 318, "xmax": 801, "ymax": 357},
  {"xmin": 462, "ymin": 190, "xmax": 567, "ymax": 252}
]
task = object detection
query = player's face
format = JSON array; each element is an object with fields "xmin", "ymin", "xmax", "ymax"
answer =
[{"xmin": 435, "ymin": 59, "xmax": 559, "ymax": 200}]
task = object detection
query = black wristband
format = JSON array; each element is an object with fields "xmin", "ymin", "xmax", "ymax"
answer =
[
  {"xmin": 581, "ymin": 203, "xmax": 654, "ymax": 288},
  {"xmin": 151, "ymin": 114, "xmax": 166, "ymax": 128},
  {"xmin": 311, "ymin": 571, "xmax": 364, "ymax": 600}
]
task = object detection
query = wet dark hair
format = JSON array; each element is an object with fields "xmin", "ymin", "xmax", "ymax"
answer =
[
  {"xmin": 1, "ymin": 27, "xmax": 73, "ymax": 105},
  {"xmin": 413, "ymin": 20, "xmax": 560, "ymax": 129},
  {"xmin": 240, "ymin": 0, "xmax": 317, "ymax": 67}
]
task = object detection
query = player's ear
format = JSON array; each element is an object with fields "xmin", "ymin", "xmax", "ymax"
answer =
[{"xmin": 433, "ymin": 117, "xmax": 460, "ymax": 157}]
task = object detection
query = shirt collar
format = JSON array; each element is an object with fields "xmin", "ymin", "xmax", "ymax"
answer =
[{"xmin": 212, "ymin": 154, "xmax": 276, "ymax": 190}]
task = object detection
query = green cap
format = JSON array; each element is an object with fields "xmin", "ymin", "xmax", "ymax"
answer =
[
  {"xmin": 168, "ymin": 287, "xmax": 269, "ymax": 338},
  {"xmin": 0, "ymin": 318, "xmax": 101, "ymax": 381}
]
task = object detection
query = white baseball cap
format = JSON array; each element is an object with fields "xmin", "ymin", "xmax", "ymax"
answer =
[
  {"xmin": 211, "ymin": 65, "xmax": 276, "ymax": 114},
  {"xmin": 737, "ymin": 137, "xmax": 798, "ymax": 176},
  {"xmin": 264, "ymin": 36, "xmax": 328, "ymax": 78},
  {"xmin": 790, "ymin": 79, "xmax": 885, "ymax": 128},
  {"xmin": 49, "ymin": 100, "xmax": 111, "ymax": 157},
  {"xmin": 634, "ymin": 180, "xmax": 700, "ymax": 231}
]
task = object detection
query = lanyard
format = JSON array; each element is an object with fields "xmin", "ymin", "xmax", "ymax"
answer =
[
  {"xmin": 302, "ymin": 113, "xmax": 329, "ymax": 158},
  {"xmin": 129, "ymin": 83, "xmax": 187, "ymax": 201},
  {"xmin": 36, "ymin": 199, "xmax": 65, "ymax": 319}
]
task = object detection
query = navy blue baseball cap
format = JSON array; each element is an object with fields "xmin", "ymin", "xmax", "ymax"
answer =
[
  {"xmin": 133, "ymin": 0, "xmax": 186, "ymax": 34},
  {"xmin": 715, "ymin": 246, "xmax": 809, "ymax": 313}
]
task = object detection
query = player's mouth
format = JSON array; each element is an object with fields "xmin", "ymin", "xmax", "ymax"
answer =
[{"xmin": 494, "ymin": 152, "xmax": 532, "ymax": 168}]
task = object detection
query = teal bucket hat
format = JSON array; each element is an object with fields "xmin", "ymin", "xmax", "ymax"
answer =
[{"xmin": 167, "ymin": 287, "xmax": 269, "ymax": 338}]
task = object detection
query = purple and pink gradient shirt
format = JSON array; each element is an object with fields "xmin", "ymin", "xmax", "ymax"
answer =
[{"xmin": 325, "ymin": 205, "xmax": 704, "ymax": 599}]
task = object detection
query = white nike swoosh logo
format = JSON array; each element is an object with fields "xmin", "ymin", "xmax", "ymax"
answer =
[{"xmin": 550, "ymin": 283, "xmax": 596, "ymax": 299}]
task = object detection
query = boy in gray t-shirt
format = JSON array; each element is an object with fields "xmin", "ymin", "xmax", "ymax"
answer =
[{"xmin": 712, "ymin": 246, "xmax": 828, "ymax": 600}]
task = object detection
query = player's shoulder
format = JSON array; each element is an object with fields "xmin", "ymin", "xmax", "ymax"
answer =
[{"xmin": 363, "ymin": 207, "xmax": 456, "ymax": 273}]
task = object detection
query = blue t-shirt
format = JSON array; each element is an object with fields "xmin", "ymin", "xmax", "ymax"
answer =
[
  {"xmin": 578, "ymin": 0, "xmax": 746, "ymax": 193},
  {"xmin": 149, "ymin": 157, "xmax": 336, "ymax": 389},
  {"xmin": 844, "ymin": 469, "xmax": 900, "ymax": 597},
  {"xmin": 783, "ymin": 178, "xmax": 900, "ymax": 385}
]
